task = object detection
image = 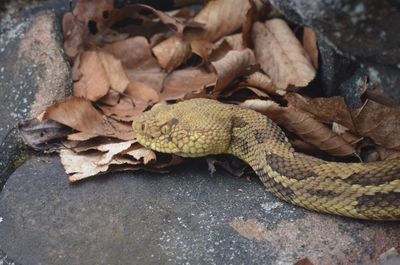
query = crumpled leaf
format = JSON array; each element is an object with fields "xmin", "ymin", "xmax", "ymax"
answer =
[
  {"xmin": 42, "ymin": 97, "xmax": 133, "ymax": 140},
  {"xmin": 241, "ymin": 99, "xmax": 356, "ymax": 156},
  {"xmin": 160, "ymin": 68, "xmax": 216, "ymax": 100},
  {"xmin": 18, "ymin": 119, "xmax": 72, "ymax": 151},
  {"xmin": 97, "ymin": 50, "xmax": 130, "ymax": 93},
  {"xmin": 152, "ymin": 35, "xmax": 192, "ymax": 71},
  {"xmin": 303, "ymin": 27, "xmax": 318, "ymax": 70},
  {"xmin": 152, "ymin": 0, "xmax": 251, "ymax": 71},
  {"xmin": 240, "ymin": 72, "xmax": 281, "ymax": 95},
  {"xmin": 252, "ymin": 19, "xmax": 316, "ymax": 90},
  {"xmin": 74, "ymin": 51, "xmax": 110, "ymax": 101},
  {"xmin": 99, "ymin": 80, "xmax": 159, "ymax": 121},
  {"xmin": 211, "ymin": 48, "xmax": 257, "ymax": 94},
  {"xmin": 286, "ymin": 93, "xmax": 400, "ymax": 150},
  {"xmin": 187, "ymin": 0, "xmax": 251, "ymax": 42}
]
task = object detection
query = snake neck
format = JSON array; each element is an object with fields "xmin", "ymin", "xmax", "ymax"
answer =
[{"xmin": 227, "ymin": 111, "xmax": 400, "ymax": 220}]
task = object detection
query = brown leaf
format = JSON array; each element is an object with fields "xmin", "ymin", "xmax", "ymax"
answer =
[
  {"xmin": 18, "ymin": 119, "xmax": 72, "ymax": 151},
  {"xmin": 353, "ymin": 99, "xmax": 400, "ymax": 150},
  {"xmin": 187, "ymin": 0, "xmax": 251, "ymax": 42},
  {"xmin": 43, "ymin": 97, "xmax": 133, "ymax": 140},
  {"xmin": 99, "ymin": 80, "xmax": 159, "ymax": 121},
  {"xmin": 74, "ymin": 51, "xmax": 110, "ymax": 101},
  {"xmin": 97, "ymin": 50, "xmax": 130, "ymax": 93},
  {"xmin": 241, "ymin": 99, "xmax": 356, "ymax": 156},
  {"xmin": 160, "ymin": 68, "xmax": 216, "ymax": 101},
  {"xmin": 122, "ymin": 144, "xmax": 156, "ymax": 164},
  {"xmin": 303, "ymin": 27, "xmax": 318, "ymax": 70},
  {"xmin": 152, "ymin": 35, "xmax": 192, "ymax": 71},
  {"xmin": 209, "ymin": 33, "xmax": 244, "ymax": 62},
  {"xmin": 211, "ymin": 48, "xmax": 257, "ymax": 94},
  {"xmin": 151, "ymin": 0, "xmax": 251, "ymax": 71},
  {"xmin": 286, "ymin": 93, "xmax": 400, "ymax": 150},
  {"xmin": 252, "ymin": 19, "xmax": 316, "ymax": 90},
  {"xmin": 190, "ymin": 40, "xmax": 214, "ymax": 66},
  {"xmin": 285, "ymin": 93, "xmax": 355, "ymax": 130},
  {"xmin": 240, "ymin": 72, "xmax": 282, "ymax": 96},
  {"xmin": 103, "ymin": 36, "xmax": 159, "ymax": 70}
]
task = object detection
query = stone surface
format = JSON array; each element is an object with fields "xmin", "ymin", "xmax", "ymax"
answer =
[
  {"xmin": 0, "ymin": 156, "xmax": 399, "ymax": 265},
  {"xmin": 0, "ymin": 2, "xmax": 71, "ymax": 188},
  {"xmin": 269, "ymin": 0, "xmax": 400, "ymax": 106}
]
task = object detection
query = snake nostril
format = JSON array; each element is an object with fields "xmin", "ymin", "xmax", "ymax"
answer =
[{"xmin": 141, "ymin": 123, "xmax": 145, "ymax": 131}]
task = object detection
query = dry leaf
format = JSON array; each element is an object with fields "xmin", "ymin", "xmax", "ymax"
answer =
[
  {"xmin": 152, "ymin": 0, "xmax": 251, "ymax": 71},
  {"xmin": 152, "ymin": 35, "xmax": 192, "ymax": 71},
  {"xmin": 160, "ymin": 68, "xmax": 216, "ymax": 100},
  {"xmin": 241, "ymin": 99, "xmax": 356, "ymax": 156},
  {"xmin": 43, "ymin": 97, "xmax": 133, "ymax": 140},
  {"xmin": 97, "ymin": 50, "xmax": 130, "ymax": 93},
  {"xmin": 286, "ymin": 93, "xmax": 400, "ymax": 150},
  {"xmin": 285, "ymin": 93, "xmax": 354, "ymax": 130},
  {"xmin": 211, "ymin": 48, "xmax": 257, "ymax": 94},
  {"xmin": 240, "ymin": 72, "xmax": 282, "ymax": 95},
  {"xmin": 353, "ymin": 100, "xmax": 400, "ymax": 150},
  {"xmin": 18, "ymin": 119, "xmax": 72, "ymax": 151},
  {"xmin": 99, "ymin": 80, "xmax": 159, "ymax": 121},
  {"xmin": 188, "ymin": 0, "xmax": 251, "ymax": 42},
  {"xmin": 74, "ymin": 51, "xmax": 110, "ymax": 101},
  {"xmin": 123, "ymin": 144, "xmax": 157, "ymax": 164},
  {"xmin": 252, "ymin": 19, "xmax": 316, "ymax": 90},
  {"xmin": 303, "ymin": 27, "xmax": 318, "ymax": 70}
]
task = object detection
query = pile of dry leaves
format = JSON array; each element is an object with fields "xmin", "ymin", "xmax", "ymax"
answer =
[{"xmin": 20, "ymin": 0, "xmax": 400, "ymax": 182}]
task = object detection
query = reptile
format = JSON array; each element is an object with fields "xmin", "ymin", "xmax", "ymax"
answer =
[{"xmin": 132, "ymin": 98, "xmax": 400, "ymax": 220}]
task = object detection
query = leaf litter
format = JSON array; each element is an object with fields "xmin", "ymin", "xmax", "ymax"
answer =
[{"xmin": 19, "ymin": 0, "xmax": 400, "ymax": 184}]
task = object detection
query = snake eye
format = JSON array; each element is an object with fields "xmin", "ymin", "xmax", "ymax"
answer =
[{"xmin": 160, "ymin": 124, "xmax": 171, "ymax": 135}]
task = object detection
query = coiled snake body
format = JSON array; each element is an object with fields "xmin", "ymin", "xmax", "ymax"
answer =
[{"xmin": 132, "ymin": 99, "xmax": 400, "ymax": 220}]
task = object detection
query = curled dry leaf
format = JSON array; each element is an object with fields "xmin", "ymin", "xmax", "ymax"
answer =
[
  {"xmin": 286, "ymin": 93, "xmax": 400, "ymax": 150},
  {"xmin": 122, "ymin": 144, "xmax": 157, "ymax": 164},
  {"xmin": 97, "ymin": 50, "xmax": 130, "ymax": 93},
  {"xmin": 188, "ymin": 0, "xmax": 251, "ymax": 42},
  {"xmin": 160, "ymin": 68, "xmax": 216, "ymax": 101},
  {"xmin": 240, "ymin": 72, "xmax": 281, "ymax": 96},
  {"xmin": 75, "ymin": 50, "xmax": 129, "ymax": 99},
  {"xmin": 104, "ymin": 37, "xmax": 166, "ymax": 93},
  {"xmin": 211, "ymin": 48, "xmax": 257, "ymax": 94},
  {"xmin": 252, "ymin": 19, "xmax": 316, "ymax": 90},
  {"xmin": 43, "ymin": 97, "xmax": 133, "ymax": 141},
  {"xmin": 74, "ymin": 51, "xmax": 110, "ymax": 101},
  {"xmin": 152, "ymin": 35, "xmax": 192, "ymax": 71},
  {"xmin": 241, "ymin": 99, "xmax": 356, "ymax": 156},
  {"xmin": 285, "ymin": 93, "xmax": 354, "ymax": 130},
  {"xmin": 353, "ymin": 99, "xmax": 400, "ymax": 150},
  {"xmin": 104, "ymin": 36, "xmax": 159, "ymax": 70},
  {"xmin": 99, "ymin": 80, "xmax": 159, "ymax": 121},
  {"xmin": 18, "ymin": 119, "xmax": 72, "ymax": 151},
  {"xmin": 303, "ymin": 27, "xmax": 319, "ymax": 70},
  {"xmin": 210, "ymin": 34, "xmax": 244, "ymax": 62},
  {"xmin": 152, "ymin": 0, "xmax": 251, "ymax": 71}
]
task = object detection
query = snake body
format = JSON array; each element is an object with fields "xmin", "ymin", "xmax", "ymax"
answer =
[{"xmin": 132, "ymin": 99, "xmax": 400, "ymax": 220}]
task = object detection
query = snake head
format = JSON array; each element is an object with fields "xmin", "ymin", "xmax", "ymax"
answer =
[{"xmin": 132, "ymin": 99, "xmax": 232, "ymax": 157}]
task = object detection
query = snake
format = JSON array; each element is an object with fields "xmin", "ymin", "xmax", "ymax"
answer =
[{"xmin": 132, "ymin": 98, "xmax": 400, "ymax": 220}]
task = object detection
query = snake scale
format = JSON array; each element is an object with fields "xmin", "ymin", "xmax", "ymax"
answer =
[{"xmin": 132, "ymin": 98, "xmax": 400, "ymax": 220}]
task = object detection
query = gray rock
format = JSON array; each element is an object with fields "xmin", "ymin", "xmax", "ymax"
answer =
[
  {"xmin": 0, "ymin": 3, "xmax": 71, "ymax": 188},
  {"xmin": 269, "ymin": 0, "xmax": 400, "ymax": 105},
  {"xmin": 0, "ymin": 156, "xmax": 399, "ymax": 265}
]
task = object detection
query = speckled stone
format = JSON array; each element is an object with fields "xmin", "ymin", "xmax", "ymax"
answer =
[
  {"xmin": 0, "ymin": 1, "xmax": 71, "ymax": 189},
  {"xmin": 0, "ymin": 156, "xmax": 399, "ymax": 265}
]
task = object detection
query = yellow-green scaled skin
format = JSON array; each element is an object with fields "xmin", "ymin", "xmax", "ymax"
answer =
[{"xmin": 132, "ymin": 99, "xmax": 400, "ymax": 220}]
